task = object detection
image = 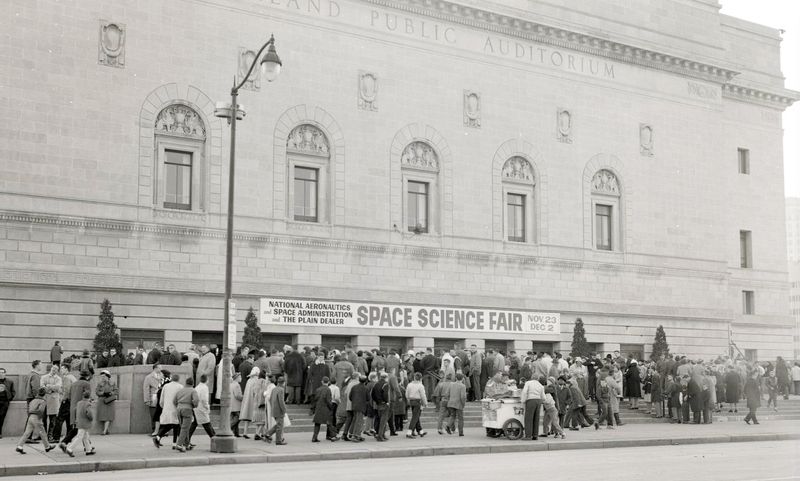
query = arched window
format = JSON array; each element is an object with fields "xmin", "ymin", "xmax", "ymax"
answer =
[
  {"xmin": 401, "ymin": 141, "xmax": 439, "ymax": 234},
  {"xmin": 154, "ymin": 104, "xmax": 207, "ymax": 211},
  {"xmin": 501, "ymin": 156, "xmax": 535, "ymax": 243},
  {"xmin": 286, "ymin": 124, "xmax": 330, "ymax": 223},
  {"xmin": 591, "ymin": 169, "xmax": 621, "ymax": 251}
]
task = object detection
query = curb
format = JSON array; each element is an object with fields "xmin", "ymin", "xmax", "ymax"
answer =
[{"xmin": 2, "ymin": 432, "xmax": 799, "ymax": 477}]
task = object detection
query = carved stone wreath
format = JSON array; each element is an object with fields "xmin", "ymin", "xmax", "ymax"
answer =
[
  {"xmin": 591, "ymin": 169, "xmax": 620, "ymax": 195},
  {"xmin": 401, "ymin": 141, "xmax": 439, "ymax": 171},
  {"xmin": 155, "ymin": 105, "xmax": 206, "ymax": 138},
  {"xmin": 287, "ymin": 124, "xmax": 330, "ymax": 155},
  {"xmin": 502, "ymin": 156, "xmax": 535, "ymax": 184}
]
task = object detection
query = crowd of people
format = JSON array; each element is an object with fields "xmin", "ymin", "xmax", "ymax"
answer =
[{"xmin": 3, "ymin": 339, "xmax": 799, "ymax": 455}]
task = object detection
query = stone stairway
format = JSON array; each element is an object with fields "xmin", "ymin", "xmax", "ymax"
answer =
[{"xmin": 210, "ymin": 397, "xmax": 800, "ymax": 433}]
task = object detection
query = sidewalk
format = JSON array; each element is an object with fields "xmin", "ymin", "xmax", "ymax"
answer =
[{"xmin": 2, "ymin": 421, "xmax": 799, "ymax": 477}]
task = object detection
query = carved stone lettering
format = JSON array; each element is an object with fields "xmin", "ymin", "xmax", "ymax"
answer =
[
  {"xmin": 502, "ymin": 156, "xmax": 534, "ymax": 184},
  {"xmin": 155, "ymin": 105, "xmax": 206, "ymax": 139},
  {"xmin": 358, "ymin": 71, "xmax": 378, "ymax": 111},
  {"xmin": 401, "ymin": 141, "xmax": 439, "ymax": 171},
  {"xmin": 287, "ymin": 124, "xmax": 330, "ymax": 155},
  {"xmin": 463, "ymin": 90, "xmax": 481, "ymax": 128},
  {"xmin": 592, "ymin": 169, "xmax": 620, "ymax": 195},
  {"xmin": 98, "ymin": 20, "xmax": 125, "ymax": 68},
  {"xmin": 687, "ymin": 81, "xmax": 718, "ymax": 100}
]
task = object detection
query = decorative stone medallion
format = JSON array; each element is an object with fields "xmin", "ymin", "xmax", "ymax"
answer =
[
  {"xmin": 557, "ymin": 108, "xmax": 573, "ymax": 143},
  {"xmin": 591, "ymin": 169, "xmax": 620, "ymax": 195},
  {"xmin": 98, "ymin": 20, "xmax": 125, "ymax": 68},
  {"xmin": 640, "ymin": 123, "xmax": 654, "ymax": 156},
  {"xmin": 358, "ymin": 71, "xmax": 378, "ymax": 111},
  {"xmin": 463, "ymin": 90, "xmax": 481, "ymax": 128},
  {"xmin": 502, "ymin": 156, "xmax": 535, "ymax": 184},
  {"xmin": 155, "ymin": 105, "xmax": 206, "ymax": 139},
  {"xmin": 287, "ymin": 124, "xmax": 330, "ymax": 155},
  {"xmin": 238, "ymin": 48, "xmax": 260, "ymax": 91},
  {"xmin": 401, "ymin": 141, "xmax": 439, "ymax": 171}
]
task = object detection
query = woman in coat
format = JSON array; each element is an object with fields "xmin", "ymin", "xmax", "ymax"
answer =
[
  {"xmin": 389, "ymin": 375, "xmax": 407, "ymax": 434},
  {"xmin": 238, "ymin": 366, "xmax": 261, "ymax": 438},
  {"xmin": 743, "ymin": 370, "xmax": 761, "ymax": 425},
  {"xmin": 312, "ymin": 378, "xmax": 334, "ymax": 442},
  {"xmin": 261, "ymin": 375, "xmax": 276, "ymax": 437},
  {"xmin": 624, "ymin": 360, "xmax": 642, "ymax": 409},
  {"xmin": 95, "ymin": 370, "xmax": 118, "ymax": 435},
  {"xmin": 724, "ymin": 365, "xmax": 741, "ymax": 412},
  {"xmin": 308, "ymin": 355, "xmax": 330, "ymax": 410}
]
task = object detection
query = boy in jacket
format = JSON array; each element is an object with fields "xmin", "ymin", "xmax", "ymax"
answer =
[{"xmin": 16, "ymin": 388, "xmax": 55, "ymax": 454}]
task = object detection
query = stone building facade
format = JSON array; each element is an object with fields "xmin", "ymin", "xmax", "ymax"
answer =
[{"xmin": 1, "ymin": 0, "xmax": 798, "ymax": 373}]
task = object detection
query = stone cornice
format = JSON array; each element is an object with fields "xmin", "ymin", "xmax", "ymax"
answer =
[
  {"xmin": 0, "ymin": 210, "xmax": 729, "ymax": 282},
  {"xmin": 722, "ymin": 83, "xmax": 800, "ymax": 110},
  {"xmin": 362, "ymin": 0, "xmax": 799, "ymax": 109},
  {"xmin": 364, "ymin": 0, "xmax": 740, "ymax": 84}
]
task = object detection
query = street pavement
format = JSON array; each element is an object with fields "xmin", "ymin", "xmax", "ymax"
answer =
[
  {"xmin": 3, "ymin": 439, "xmax": 799, "ymax": 481},
  {"xmin": 1, "ymin": 419, "xmax": 799, "ymax": 477}
]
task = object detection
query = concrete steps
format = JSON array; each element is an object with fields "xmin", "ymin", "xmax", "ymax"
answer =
[{"xmin": 210, "ymin": 398, "xmax": 800, "ymax": 433}]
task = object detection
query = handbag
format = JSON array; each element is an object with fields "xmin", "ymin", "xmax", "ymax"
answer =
[
  {"xmin": 283, "ymin": 413, "xmax": 291, "ymax": 427},
  {"xmin": 103, "ymin": 394, "xmax": 117, "ymax": 404}
]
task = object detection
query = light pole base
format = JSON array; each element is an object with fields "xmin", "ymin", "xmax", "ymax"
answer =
[{"xmin": 210, "ymin": 434, "xmax": 238, "ymax": 453}]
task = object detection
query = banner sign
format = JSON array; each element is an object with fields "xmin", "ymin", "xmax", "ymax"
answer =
[{"xmin": 260, "ymin": 298, "xmax": 560, "ymax": 336}]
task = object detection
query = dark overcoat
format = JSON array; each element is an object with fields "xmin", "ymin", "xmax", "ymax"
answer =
[{"xmin": 313, "ymin": 385, "xmax": 333, "ymax": 424}]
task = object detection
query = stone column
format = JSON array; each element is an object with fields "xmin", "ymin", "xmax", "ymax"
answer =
[
  {"xmin": 410, "ymin": 337, "xmax": 434, "ymax": 352},
  {"xmin": 507, "ymin": 340, "xmax": 531, "ymax": 354},
  {"xmin": 166, "ymin": 330, "xmax": 192, "ymax": 353},
  {"xmin": 294, "ymin": 334, "xmax": 322, "ymax": 348},
  {"xmin": 462, "ymin": 338, "xmax": 485, "ymax": 350},
  {"xmin": 354, "ymin": 335, "xmax": 380, "ymax": 352}
]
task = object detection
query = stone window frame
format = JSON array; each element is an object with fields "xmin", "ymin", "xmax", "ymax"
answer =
[
  {"xmin": 390, "ymin": 124, "xmax": 453, "ymax": 241},
  {"xmin": 138, "ymin": 84, "xmax": 222, "ymax": 222},
  {"xmin": 272, "ymin": 106, "xmax": 344, "ymax": 234},
  {"xmin": 582, "ymin": 154, "xmax": 629, "ymax": 253},
  {"xmin": 491, "ymin": 139, "xmax": 547, "ymax": 245}
]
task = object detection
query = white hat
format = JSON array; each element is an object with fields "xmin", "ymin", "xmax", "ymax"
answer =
[
  {"xmin": 248, "ymin": 366, "xmax": 261, "ymax": 378},
  {"xmin": 100, "ymin": 369, "xmax": 111, "ymax": 376},
  {"xmin": 574, "ymin": 357, "xmax": 583, "ymax": 363},
  {"xmin": 407, "ymin": 350, "xmax": 415, "ymax": 356}
]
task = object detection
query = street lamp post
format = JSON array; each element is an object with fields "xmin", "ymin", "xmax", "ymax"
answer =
[{"xmin": 210, "ymin": 35, "xmax": 281, "ymax": 453}]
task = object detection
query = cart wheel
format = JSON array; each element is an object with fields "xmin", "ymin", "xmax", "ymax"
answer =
[{"xmin": 502, "ymin": 418, "xmax": 524, "ymax": 440}]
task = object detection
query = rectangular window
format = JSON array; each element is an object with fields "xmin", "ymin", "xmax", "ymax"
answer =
[
  {"xmin": 407, "ymin": 181, "xmax": 428, "ymax": 233},
  {"xmin": 595, "ymin": 204, "xmax": 612, "ymax": 250},
  {"xmin": 506, "ymin": 193, "xmax": 526, "ymax": 242},
  {"xmin": 742, "ymin": 290, "xmax": 755, "ymax": 315},
  {"xmin": 293, "ymin": 166, "xmax": 318, "ymax": 222},
  {"xmin": 740, "ymin": 230, "xmax": 752, "ymax": 268},
  {"xmin": 163, "ymin": 150, "xmax": 192, "ymax": 210},
  {"xmin": 738, "ymin": 148, "xmax": 750, "ymax": 174},
  {"xmin": 120, "ymin": 329, "xmax": 164, "ymax": 355}
]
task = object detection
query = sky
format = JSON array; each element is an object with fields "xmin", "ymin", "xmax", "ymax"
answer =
[{"xmin": 719, "ymin": 0, "xmax": 800, "ymax": 198}]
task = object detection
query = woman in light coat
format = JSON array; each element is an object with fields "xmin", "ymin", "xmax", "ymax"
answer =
[
  {"xmin": 95, "ymin": 371, "xmax": 118, "ymax": 435},
  {"xmin": 251, "ymin": 371, "xmax": 269, "ymax": 439},
  {"xmin": 261, "ymin": 375, "xmax": 276, "ymax": 436},
  {"xmin": 238, "ymin": 366, "xmax": 260, "ymax": 438}
]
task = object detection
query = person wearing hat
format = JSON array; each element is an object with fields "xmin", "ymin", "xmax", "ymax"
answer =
[
  {"xmin": 153, "ymin": 373, "xmax": 182, "ymax": 449},
  {"xmin": 15, "ymin": 387, "xmax": 55, "ymax": 454},
  {"xmin": 230, "ymin": 371, "xmax": 243, "ymax": 436},
  {"xmin": 624, "ymin": 359, "xmax": 642, "ymax": 410},
  {"xmin": 238, "ymin": 366, "xmax": 262, "ymax": 438},
  {"xmin": 95, "ymin": 370, "xmax": 117, "ymax": 435}
]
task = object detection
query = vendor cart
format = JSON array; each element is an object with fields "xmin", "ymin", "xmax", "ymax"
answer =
[{"xmin": 481, "ymin": 397, "xmax": 524, "ymax": 440}]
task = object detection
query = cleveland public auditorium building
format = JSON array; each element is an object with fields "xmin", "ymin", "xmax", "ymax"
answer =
[{"xmin": 1, "ymin": 0, "xmax": 798, "ymax": 374}]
